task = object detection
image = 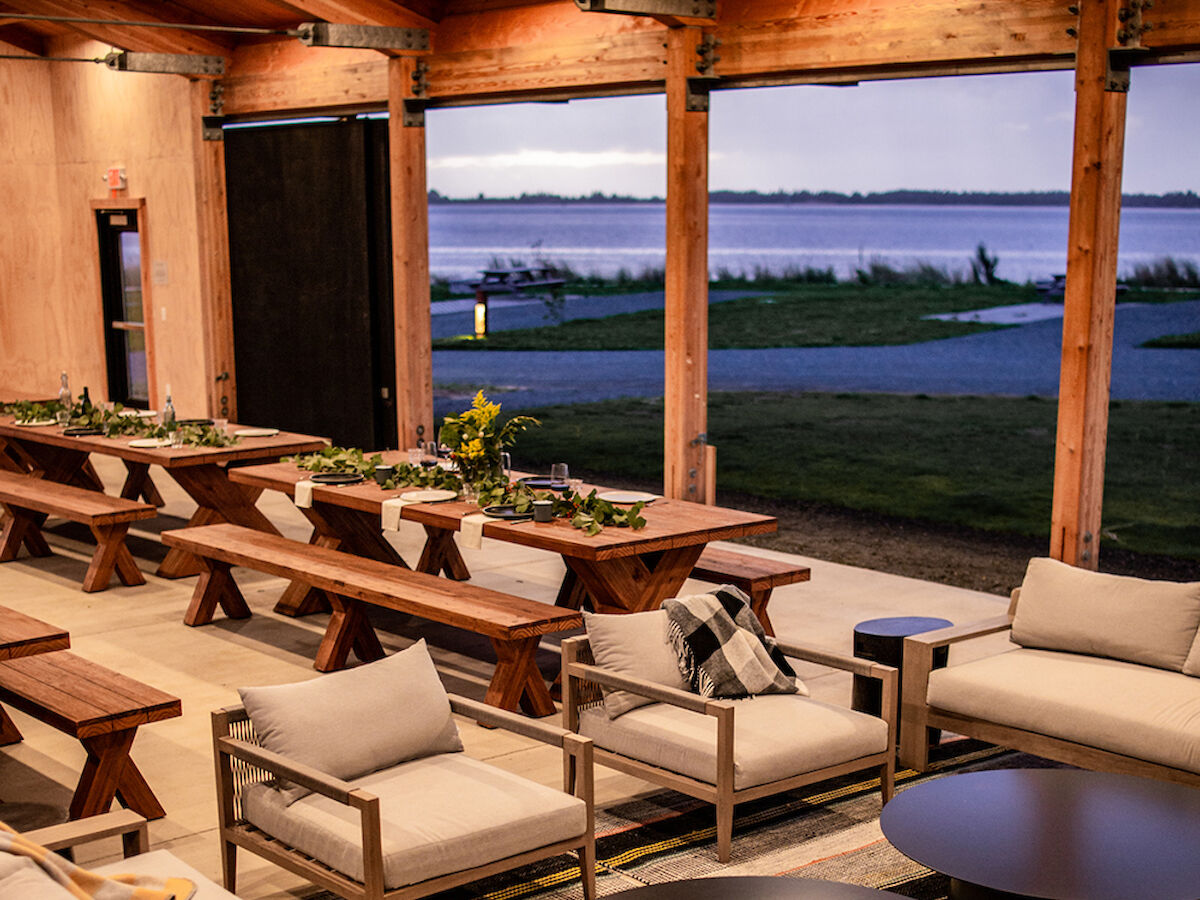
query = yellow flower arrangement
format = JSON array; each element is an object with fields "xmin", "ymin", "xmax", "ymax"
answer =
[{"xmin": 438, "ymin": 391, "xmax": 538, "ymax": 488}]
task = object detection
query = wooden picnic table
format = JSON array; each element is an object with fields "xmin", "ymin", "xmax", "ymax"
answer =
[
  {"xmin": 0, "ymin": 606, "xmax": 69, "ymax": 661},
  {"xmin": 0, "ymin": 417, "xmax": 326, "ymax": 578},
  {"xmin": 228, "ymin": 454, "xmax": 776, "ymax": 616}
]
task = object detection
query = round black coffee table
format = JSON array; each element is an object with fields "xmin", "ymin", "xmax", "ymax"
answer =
[
  {"xmin": 608, "ymin": 876, "xmax": 905, "ymax": 898},
  {"xmin": 880, "ymin": 769, "xmax": 1200, "ymax": 899}
]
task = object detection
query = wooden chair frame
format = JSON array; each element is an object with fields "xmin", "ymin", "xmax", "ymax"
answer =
[
  {"xmin": 212, "ymin": 696, "xmax": 596, "ymax": 900},
  {"xmin": 562, "ymin": 635, "xmax": 896, "ymax": 863},
  {"xmin": 899, "ymin": 592, "xmax": 1200, "ymax": 787}
]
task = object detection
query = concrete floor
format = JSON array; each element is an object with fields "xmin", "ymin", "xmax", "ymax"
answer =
[{"xmin": 0, "ymin": 455, "xmax": 1013, "ymax": 898}]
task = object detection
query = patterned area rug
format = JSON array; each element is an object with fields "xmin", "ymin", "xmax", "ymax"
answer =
[{"xmin": 311, "ymin": 741, "xmax": 1066, "ymax": 900}]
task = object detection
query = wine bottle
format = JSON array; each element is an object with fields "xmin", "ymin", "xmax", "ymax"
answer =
[
  {"xmin": 58, "ymin": 372, "xmax": 71, "ymax": 409},
  {"xmin": 81, "ymin": 386, "xmax": 92, "ymax": 411},
  {"xmin": 162, "ymin": 386, "xmax": 176, "ymax": 431}
]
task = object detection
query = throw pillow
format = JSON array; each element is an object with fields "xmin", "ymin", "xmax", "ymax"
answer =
[
  {"xmin": 664, "ymin": 585, "xmax": 806, "ymax": 698},
  {"xmin": 1011, "ymin": 557, "xmax": 1200, "ymax": 671},
  {"xmin": 239, "ymin": 639, "xmax": 463, "ymax": 799},
  {"xmin": 584, "ymin": 609, "xmax": 692, "ymax": 718}
]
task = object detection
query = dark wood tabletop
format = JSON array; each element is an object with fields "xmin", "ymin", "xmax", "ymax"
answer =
[
  {"xmin": 881, "ymin": 769, "xmax": 1200, "ymax": 899},
  {"xmin": 0, "ymin": 417, "xmax": 327, "ymax": 469},
  {"xmin": 228, "ymin": 456, "xmax": 776, "ymax": 562}
]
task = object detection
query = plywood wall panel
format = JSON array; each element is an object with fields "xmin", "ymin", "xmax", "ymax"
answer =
[{"xmin": 0, "ymin": 55, "xmax": 70, "ymax": 400}]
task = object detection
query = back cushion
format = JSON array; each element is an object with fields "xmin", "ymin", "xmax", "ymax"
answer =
[
  {"xmin": 1011, "ymin": 557, "xmax": 1200, "ymax": 671},
  {"xmin": 239, "ymin": 639, "xmax": 462, "ymax": 793}
]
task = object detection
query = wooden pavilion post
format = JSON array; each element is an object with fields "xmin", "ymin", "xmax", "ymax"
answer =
[
  {"xmin": 191, "ymin": 80, "xmax": 237, "ymax": 421},
  {"xmin": 1050, "ymin": 0, "xmax": 1129, "ymax": 569},
  {"xmin": 663, "ymin": 27, "xmax": 711, "ymax": 502},
  {"xmin": 388, "ymin": 56, "xmax": 434, "ymax": 449}
]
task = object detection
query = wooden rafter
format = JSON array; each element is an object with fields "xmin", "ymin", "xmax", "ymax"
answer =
[
  {"xmin": 284, "ymin": 0, "xmax": 438, "ymax": 28},
  {"xmin": 1, "ymin": 0, "xmax": 232, "ymax": 55}
]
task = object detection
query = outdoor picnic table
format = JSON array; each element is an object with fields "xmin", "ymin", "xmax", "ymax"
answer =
[
  {"xmin": 228, "ymin": 453, "xmax": 777, "ymax": 616},
  {"xmin": 0, "ymin": 606, "xmax": 68, "ymax": 661},
  {"xmin": 0, "ymin": 416, "xmax": 326, "ymax": 578}
]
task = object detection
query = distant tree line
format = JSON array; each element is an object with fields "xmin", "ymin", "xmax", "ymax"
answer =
[{"xmin": 427, "ymin": 188, "xmax": 1200, "ymax": 208}]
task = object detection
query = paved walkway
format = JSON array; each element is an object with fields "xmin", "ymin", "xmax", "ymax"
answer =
[{"xmin": 432, "ymin": 298, "xmax": 1200, "ymax": 417}]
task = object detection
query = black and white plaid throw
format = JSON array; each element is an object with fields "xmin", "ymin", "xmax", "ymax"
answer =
[{"xmin": 663, "ymin": 585, "xmax": 801, "ymax": 698}]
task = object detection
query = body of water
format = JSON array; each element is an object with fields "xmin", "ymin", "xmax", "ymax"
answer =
[{"xmin": 428, "ymin": 203, "xmax": 1200, "ymax": 284}]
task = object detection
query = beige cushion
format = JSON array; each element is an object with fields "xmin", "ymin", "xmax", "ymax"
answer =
[
  {"xmin": 242, "ymin": 753, "xmax": 587, "ymax": 889},
  {"xmin": 927, "ymin": 647, "xmax": 1200, "ymax": 775},
  {"xmin": 584, "ymin": 610, "xmax": 690, "ymax": 718},
  {"xmin": 239, "ymin": 640, "xmax": 462, "ymax": 798},
  {"xmin": 94, "ymin": 849, "xmax": 240, "ymax": 900},
  {"xmin": 1184, "ymin": 629, "xmax": 1200, "ymax": 678},
  {"xmin": 578, "ymin": 693, "xmax": 888, "ymax": 790},
  {"xmin": 1011, "ymin": 557, "xmax": 1200, "ymax": 671}
]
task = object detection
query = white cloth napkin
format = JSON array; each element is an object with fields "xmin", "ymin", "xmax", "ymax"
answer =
[
  {"xmin": 380, "ymin": 496, "xmax": 420, "ymax": 532},
  {"xmin": 458, "ymin": 513, "xmax": 490, "ymax": 550},
  {"xmin": 294, "ymin": 480, "xmax": 315, "ymax": 509}
]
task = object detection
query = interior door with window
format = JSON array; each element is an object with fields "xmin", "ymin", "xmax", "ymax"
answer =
[{"xmin": 95, "ymin": 207, "xmax": 150, "ymax": 408}]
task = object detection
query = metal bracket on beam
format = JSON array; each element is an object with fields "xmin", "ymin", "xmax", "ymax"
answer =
[
  {"xmin": 574, "ymin": 0, "xmax": 715, "ymax": 18},
  {"xmin": 297, "ymin": 22, "xmax": 429, "ymax": 51},
  {"xmin": 1116, "ymin": 0, "xmax": 1153, "ymax": 47},
  {"xmin": 403, "ymin": 61, "xmax": 429, "ymax": 126},
  {"xmin": 685, "ymin": 77, "xmax": 711, "ymax": 111},
  {"xmin": 105, "ymin": 51, "xmax": 224, "ymax": 76},
  {"xmin": 1105, "ymin": 50, "xmax": 1132, "ymax": 92},
  {"xmin": 695, "ymin": 33, "xmax": 719, "ymax": 76}
]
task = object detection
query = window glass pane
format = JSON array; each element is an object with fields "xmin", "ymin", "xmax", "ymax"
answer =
[
  {"xmin": 118, "ymin": 232, "xmax": 143, "ymax": 322},
  {"xmin": 123, "ymin": 328, "xmax": 149, "ymax": 404}
]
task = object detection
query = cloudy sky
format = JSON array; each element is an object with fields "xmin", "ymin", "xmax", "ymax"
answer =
[{"xmin": 425, "ymin": 64, "xmax": 1200, "ymax": 198}]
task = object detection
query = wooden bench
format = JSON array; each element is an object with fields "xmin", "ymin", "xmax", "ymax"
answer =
[
  {"xmin": 161, "ymin": 523, "xmax": 583, "ymax": 717},
  {"xmin": 689, "ymin": 547, "xmax": 811, "ymax": 636},
  {"xmin": 0, "ymin": 650, "xmax": 182, "ymax": 820},
  {"xmin": 0, "ymin": 470, "xmax": 155, "ymax": 592}
]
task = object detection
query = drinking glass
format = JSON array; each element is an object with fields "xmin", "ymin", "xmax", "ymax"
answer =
[
  {"xmin": 407, "ymin": 447, "xmax": 423, "ymax": 466},
  {"xmin": 213, "ymin": 417, "xmax": 228, "ymax": 433},
  {"xmin": 169, "ymin": 430, "xmax": 184, "ymax": 449},
  {"xmin": 500, "ymin": 452, "xmax": 512, "ymax": 483},
  {"xmin": 55, "ymin": 410, "xmax": 70, "ymax": 426},
  {"xmin": 568, "ymin": 477, "xmax": 584, "ymax": 496},
  {"xmin": 551, "ymin": 462, "xmax": 569, "ymax": 486}
]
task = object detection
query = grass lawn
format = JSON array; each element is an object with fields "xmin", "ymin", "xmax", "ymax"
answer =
[
  {"xmin": 1142, "ymin": 331, "xmax": 1200, "ymax": 349},
  {"xmin": 433, "ymin": 284, "xmax": 1194, "ymax": 351},
  {"xmin": 508, "ymin": 392, "xmax": 1200, "ymax": 561}
]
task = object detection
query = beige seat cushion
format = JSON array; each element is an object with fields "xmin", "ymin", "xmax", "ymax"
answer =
[
  {"xmin": 578, "ymin": 693, "xmax": 888, "ymax": 790},
  {"xmin": 928, "ymin": 648, "xmax": 1200, "ymax": 775},
  {"xmin": 242, "ymin": 753, "xmax": 586, "ymax": 890},
  {"xmin": 1012, "ymin": 557, "xmax": 1200, "ymax": 671}
]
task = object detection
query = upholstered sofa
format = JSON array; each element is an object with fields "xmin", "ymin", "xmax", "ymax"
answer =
[{"xmin": 899, "ymin": 557, "xmax": 1200, "ymax": 786}]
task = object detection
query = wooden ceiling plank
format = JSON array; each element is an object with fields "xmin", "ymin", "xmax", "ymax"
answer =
[
  {"xmin": 6, "ymin": 0, "xmax": 232, "ymax": 55},
  {"xmin": 284, "ymin": 0, "xmax": 436, "ymax": 28}
]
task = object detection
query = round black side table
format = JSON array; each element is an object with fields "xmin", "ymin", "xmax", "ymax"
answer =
[{"xmin": 851, "ymin": 616, "xmax": 951, "ymax": 746}]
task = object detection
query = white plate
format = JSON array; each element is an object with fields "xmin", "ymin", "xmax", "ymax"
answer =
[
  {"xmin": 596, "ymin": 490, "xmax": 659, "ymax": 504},
  {"xmin": 129, "ymin": 437, "xmax": 171, "ymax": 448},
  {"xmin": 15, "ymin": 419, "xmax": 55, "ymax": 427},
  {"xmin": 119, "ymin": 409, "xmax": 157, "ymax": 418},
  {"xmin": 401, "ymin": 489, "xmax": 458, "ymax": 503},
  {"xmin": 234, "ymin": 427, "xmax": 279, "ymax": 438}
]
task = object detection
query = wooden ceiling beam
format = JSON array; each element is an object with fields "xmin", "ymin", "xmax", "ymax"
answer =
[
  {"xmin": 221, "ymin": 0, "xmax": 1200, "ymax": 115},
  {"xmin": 3, "ymin": 0, "xmax": 232, "ymax": 55},
  {"xmin": 284, "ymin": 0, "xmax": 438, "ymax": 28}
]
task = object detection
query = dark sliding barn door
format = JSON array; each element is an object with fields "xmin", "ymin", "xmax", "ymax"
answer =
[{"xmin": 224, "ymin": 119, "xmax": 396, "ymax": 449}]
